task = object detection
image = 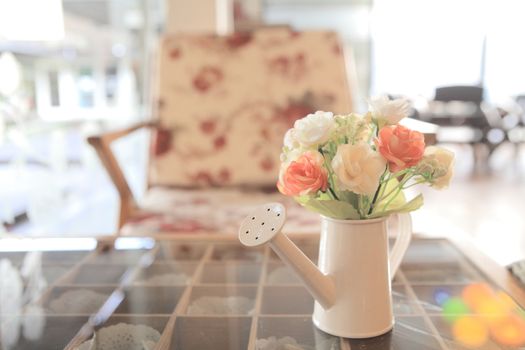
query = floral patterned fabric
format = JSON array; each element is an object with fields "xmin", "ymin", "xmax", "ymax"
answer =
[
  {"xmin": 150, "ymin": 28, "xmax": 353, "ymax": 187},
  {"xmin": 122, "ymin": 188, "xmax": 321, "ymax": 235}
]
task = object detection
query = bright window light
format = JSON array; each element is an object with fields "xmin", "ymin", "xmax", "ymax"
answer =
[{"xmin": 0, "ymin": 0, "xmax": 64, "ymax": 41}]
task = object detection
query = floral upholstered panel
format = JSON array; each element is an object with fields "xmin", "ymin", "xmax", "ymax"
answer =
[
  {"xmin": 121, "ymin": 188, "xmax": 321, "ymax": 235},
  {"xmin": 150, "ymin": 28, "xmax": 353, "ymax": 187}
]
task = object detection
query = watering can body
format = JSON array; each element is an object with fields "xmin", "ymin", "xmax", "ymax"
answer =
[
  {"xmin": 239, "ymin": 203, "xmax": 412, "ymax": 338},
  {"xmin": 312, "ymin": 215, "xmax": 408, "ymax": 338}
]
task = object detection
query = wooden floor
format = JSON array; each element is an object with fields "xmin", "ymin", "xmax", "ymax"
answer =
[{"xmin": 409, "ymin": 143, "xmax": 525, "ymax": 265}]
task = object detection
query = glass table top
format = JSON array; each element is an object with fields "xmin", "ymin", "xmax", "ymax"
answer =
[{"xmin": 0, "ymin": 236, "xmax": 524, "ymax": 350}]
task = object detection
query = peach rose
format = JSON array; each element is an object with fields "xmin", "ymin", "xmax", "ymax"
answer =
[
  {"xmin": 376, "ymin": 125, "xmax": 425, "ymax": 172},
  {"xmin": 277, "ymin": 151, "xmax": 328, "ymax": 196}
]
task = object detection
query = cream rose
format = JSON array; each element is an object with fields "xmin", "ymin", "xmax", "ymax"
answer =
[
  {"xmin": 331, "ymin": 142, "xmax": 386, "ymax": 195},
  {"xmin": 422, "ymin": 146, "xmax": 455, "ymax": 189},
  {"xmin": 368, "ymin": 95, "xmax": 410, "ymax": 125},
  {"xmin": 293, "ymin": 111, "xmax": 335, "ymax": 146}
]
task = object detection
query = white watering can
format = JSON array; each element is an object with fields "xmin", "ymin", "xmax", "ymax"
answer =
[{"xmin": 238, "ymin": 203, "xmax": 412, "ymax": 338}]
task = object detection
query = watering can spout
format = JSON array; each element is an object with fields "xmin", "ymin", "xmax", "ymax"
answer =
[
  {"xmin": 238, "ymin": 203, "xmax": 336, "ymax": 309},
  {"xmin": 270, "ymin": 231, "xmax": 336, "ymax": 309}
]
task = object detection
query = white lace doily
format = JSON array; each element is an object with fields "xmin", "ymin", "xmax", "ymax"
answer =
[
  {"xmin": 256, "ymin": 336, "xmax": 339, "ymax": 350},
  {"xmin": 267, "ymin": 267, "xmax": 299, "ymax": 284},
  {"xmin": 76, "ymin": 323, "xmax": 161, "ymax": 350},
  {"xmin": 187, "ymin": 296, "xmax": 254, "ymax": 315},
  {"xmin": 23, "ymin": 304, "xmax": 45, "ymax": 341},
  {"xmin": 48, "ymin": 289, "xmax": 109, "ymax": 314},
  {"xmin": 256, "ymin": 336, "xmax": 305, "ymax": 350},
  {"xmin": 134, "ymin": 272, "xmax": 188, "ymax": 285}
]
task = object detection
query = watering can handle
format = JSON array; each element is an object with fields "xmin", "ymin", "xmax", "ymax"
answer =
[{"xmin": 389, "ymin": 213, "xmax": 413, "ymax": 279}]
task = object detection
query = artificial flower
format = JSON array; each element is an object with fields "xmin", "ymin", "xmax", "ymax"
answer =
[
  {"xmin": 277, "ymin": 100, "xmax": 453, "ymax": 220},
  {"xmin": 376, "ymin": 125, "xmax": 425, "ymax": 172},
  {"xmin": 369, "ymin": 95, "xmax": 410, "ymax": 125},
  {"xmin": 280, "ymin": 128, "xmax": 305, "ymax": 165},
  {"xmin": 293, "ymin": 111, "xmax": 335, "ymax": 146},
  {"xmin": 283, "ymin": 128, "xmax": 299, "ymax": 150},
  {"xmin": 277, "ymin": 151, "xmax": 328, "ymax": 196},
  {"xmin": 421, "ymin": 146, "xmax": 455, "ymax": 189},
  {"xmin": 331, "ymin": 142, "xmax": 386, "ymax": 195}
]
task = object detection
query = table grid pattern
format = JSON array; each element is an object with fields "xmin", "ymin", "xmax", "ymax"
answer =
[{"xmin": 0, "ymin": 237, "xmax": 524, "ymax": 350}]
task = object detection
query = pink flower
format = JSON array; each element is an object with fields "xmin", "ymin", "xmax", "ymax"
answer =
[
  {"xmin": 193, "ymin": 66, "xmax": 223, "ymax": 92},
  {"xmin": 277, "ymin": 151, "xmax": 328, "ymax": 196},
  {"xmin": 376, "ymin": 125, "xmax": 425, "ymax": 172}
]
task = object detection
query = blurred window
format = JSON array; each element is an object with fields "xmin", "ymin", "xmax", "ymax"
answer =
[
  {"xmin": 371, "ymin": 0, "xmax": 525, "ymax": 103},
  {"xmin": 49, "ymin": 71, "xmax": 60, "ymax": 107},
  {"xmin": 77, "ymin": 68, "xmax": 95, "ymax": 108}
]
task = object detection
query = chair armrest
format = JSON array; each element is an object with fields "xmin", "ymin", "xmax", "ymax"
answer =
[
  {"xmin": 88, "ymin": 121, "xmax": 158, "ymax": 144},
  {"xmin": 87, "ymin": 121, "xmax": 158, "ymax": 228}
]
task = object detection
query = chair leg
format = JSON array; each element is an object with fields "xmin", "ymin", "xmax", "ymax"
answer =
[{"xmin": 118, "ymin": 196, "xmax": 137, "ymax": 230}]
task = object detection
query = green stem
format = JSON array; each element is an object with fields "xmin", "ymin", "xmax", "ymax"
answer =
[
  {"xmin": 402, "ymin": 179, "xmax": 427, "ymax": 189},
  {"xmin": 358, "ymin": 195, "xmax": 365, "ymax": 218},
  {"xmin": 391, "ymin": 168, "xmax": 411, "ymax": 178},
  {"xmin": 319, "ymin": 147, "xmax": 339, "ymax": 201},
  {"xmin": 378, "ymin": 180, "xmax": 388, "ymax": 201},
  {"xmin": 380, "ymin": 173, "xmax": 415, "ymax": 212},
  {"xmin": 375, "ymin": 182, "xmax": 400, "ymax": 204},
  {"xmin": 367, "ymin": 166, "xmax": 388, "ymax": 215},
  {"xmin": 376, "ymin": 173, "xmax": 390, "ymax": 202},
  {"xmin": 374, "ymin": 169, "xmax": 413, "ymax": 204},
  {"xmin": 381, "ymin": 186, "xmax": 402, "ymax": 212},
  {"xmin": 328, "ymin": 187, "xmax": 339, "ymax": 200}
]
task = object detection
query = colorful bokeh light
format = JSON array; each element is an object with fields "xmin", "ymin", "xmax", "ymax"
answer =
[
  {"xmin": 442, "ymin": 297, "xmax": 471, "ymax": 323},
  {"xmin": 452, "ymin": 316, "xmax": 488, "ymax": 348},
  {"xmin": 439, "ymin": 283, "xmax": 525, "ymax": 348}
]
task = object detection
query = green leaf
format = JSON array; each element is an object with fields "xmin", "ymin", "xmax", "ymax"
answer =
[
  {"xmin": 294, "ymin": 195, "xmax": 314, "ymax": 206},
  {"xmin": 368, "ymin": 194, "xmax": 424, "ymax": 219},
  {"xmin": 317, "ymin": 192, "xmax": 332, "ymax": 201},
  {"xmin": 335, "ymin": 190, "xmax": 359, "ymax": 209},
  {"xmin": 300, "ymin": 198, "xmax": 360, "ymax": 220}
]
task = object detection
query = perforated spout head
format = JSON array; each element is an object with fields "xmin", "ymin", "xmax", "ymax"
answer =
[
  {"xmin": 238, "ymin": 203, "xmax": 336, "ymax": 309},
  {"xmin": 238, "ymin": 202, "xmax": 286, "ymax": 247}
]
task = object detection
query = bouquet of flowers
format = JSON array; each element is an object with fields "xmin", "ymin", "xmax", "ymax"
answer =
[{"xmin": 277, "ymin": 96, "xmax": 454, "ymax": 220}]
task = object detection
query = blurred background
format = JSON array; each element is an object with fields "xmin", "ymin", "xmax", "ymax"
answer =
[{"xmin": 0, "ymin": 0, "xmax": 524, "ymax": 264}]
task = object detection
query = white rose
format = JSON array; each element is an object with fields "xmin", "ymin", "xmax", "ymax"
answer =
[
  {"xmin": 281, "ymin": 128, "xmax": 305, "ymax": 165},
  {"xmin": 293, "ymin": 111, "xmax": 335, "ymax": 146},
  {"xmin": 331, "ymin": 142, "xmax": 386, "ymax": 195},
  {"xmin": 368, "ymin": 95, "xmax": 410, "ymax": 125},
  {"xmin": 423, "ymin": 146, "xmax": 455, "ymax": 189},
  {"xmin": 283, "ymin": 128, "xmax": 300, "ymax": 150}
]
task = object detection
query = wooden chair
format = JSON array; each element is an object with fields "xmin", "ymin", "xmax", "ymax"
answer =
[
  {"xmin": 89, "ymin": 28, "xmax": 436, "ymax": 237},
  {"xmin": 416, "ymin": 85, "xmax": 504, "ymax": 172}
]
